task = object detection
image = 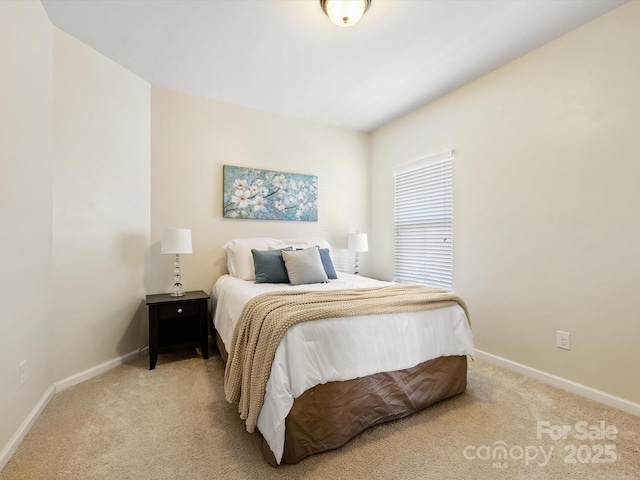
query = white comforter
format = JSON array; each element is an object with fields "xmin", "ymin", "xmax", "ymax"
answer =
[{"xmin": 211, "ymin": 273, "xmax": 474, "ymax": 464}]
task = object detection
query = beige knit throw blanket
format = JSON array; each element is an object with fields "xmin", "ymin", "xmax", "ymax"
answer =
[{"xmin": 223, "ymin": 284, "xmax": 470, "ymax": 433}]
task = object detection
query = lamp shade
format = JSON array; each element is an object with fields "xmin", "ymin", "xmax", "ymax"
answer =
[
  {"xmin": 348, "ymin": 232, "xmax": 368, "ymax": 253},
  {"xmin": 161, "ymin": 228, "xmax": 192, "ymax": 254}
]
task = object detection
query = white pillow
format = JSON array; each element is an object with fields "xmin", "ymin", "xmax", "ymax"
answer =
[
  {"xmin": 223, "ymin": 237, "xmax": 279, "ymax": 280},
  {"xmin": 279, "ymin": 237, "xmax": 332, "ymax": 252},
  {"xmin": 282, "ymin": 246, "xmax": 329, "ymax": 286}
]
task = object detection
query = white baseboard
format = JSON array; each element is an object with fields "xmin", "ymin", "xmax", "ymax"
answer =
[
  {"xmin": 0, "ymin": 385, "xmax": 55, "ymax": 472},
  {"xmin": 55, "ymin": 349, "xmax": 140, "ymax": 392},
  {"xmin": 1, "ymin": 349, "xmax": 141, "ymax": 472},
  {"xmin": 475, "ymin": 349, "xmax": 640, "ymax": 416}
]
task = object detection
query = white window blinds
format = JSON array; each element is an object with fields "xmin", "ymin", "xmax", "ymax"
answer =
[{"xmin": 394, "ymin": 150, "xmax": 453, "ymax": 291}]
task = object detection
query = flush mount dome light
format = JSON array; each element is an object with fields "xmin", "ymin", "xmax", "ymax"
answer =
[{"xmin": 320, "ymin": 0, "xmax": 371, "ymax": 27}]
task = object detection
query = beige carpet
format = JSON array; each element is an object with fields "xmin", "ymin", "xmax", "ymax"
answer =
[{"xmin": 1, "ymin": 348, "xmax": 638, "ymax": 480}]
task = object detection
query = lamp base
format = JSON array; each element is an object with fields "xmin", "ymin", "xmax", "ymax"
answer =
[{"xmin": 170, "ymin": 254, "xmax": 184, "ymax": 297}]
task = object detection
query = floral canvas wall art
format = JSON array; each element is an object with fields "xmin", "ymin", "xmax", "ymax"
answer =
[{"xmin": 223, "ymin": 165, "xmax": 318, "ymax": 221}]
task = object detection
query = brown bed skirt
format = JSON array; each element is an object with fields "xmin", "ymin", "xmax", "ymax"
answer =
[{"xmin": 215, "ymin": 331, "xmax": 467, "ymax": 465}]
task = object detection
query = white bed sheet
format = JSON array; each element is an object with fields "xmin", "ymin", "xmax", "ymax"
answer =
[{"xmin": 211, "ymin": 273, "xmax": 474, "ymax": 464}]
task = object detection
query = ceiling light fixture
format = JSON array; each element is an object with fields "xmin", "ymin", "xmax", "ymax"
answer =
[{"xmin": 320, "ymin": 0, "xmax": 371, "ymax": 27}]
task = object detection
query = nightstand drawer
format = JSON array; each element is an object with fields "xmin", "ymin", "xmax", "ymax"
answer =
[{"xmin": 157, "ymin": 301, "xmax": 200, "ymax": 320}]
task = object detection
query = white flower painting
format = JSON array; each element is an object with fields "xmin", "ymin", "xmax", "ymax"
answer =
[{"xmin": 223, "ymin": 165, "xmax": 318, "ymax": 221}]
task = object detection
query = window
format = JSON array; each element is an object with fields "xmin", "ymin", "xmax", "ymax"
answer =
[{"xmin": 394, "ymin": 150, "xmax": 453, "ymax": 291}]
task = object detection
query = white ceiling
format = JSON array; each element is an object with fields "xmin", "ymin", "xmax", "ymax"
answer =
[{"xmin": 41, "ymin": 0, "xmax": 626, "ymax": 132}]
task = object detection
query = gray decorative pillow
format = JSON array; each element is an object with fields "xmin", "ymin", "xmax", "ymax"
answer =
[
  {"xmin": 282, "ymin": 246, "xmax": 329, "ymax": 285},
  {"xmin": 252, "ymin": 247, "xmax": 292, "ymax": 284}
]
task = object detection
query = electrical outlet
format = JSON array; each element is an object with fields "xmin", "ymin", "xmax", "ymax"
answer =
[
  {"xmin": 556, "ymin": 331, "xmax": 571, "ymax": 350},
  {"xmin": 18, "ymin": 361, "xmax": 27, "ymax": 388}
]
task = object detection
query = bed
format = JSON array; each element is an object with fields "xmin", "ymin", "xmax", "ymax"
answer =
[{"xmin": 210, "ymin": 237, "xmax": 474, "ymax": 465}]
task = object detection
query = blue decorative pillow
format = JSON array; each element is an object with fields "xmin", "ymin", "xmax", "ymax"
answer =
[
  {"xmin": 252, "ymin": 248, "xmax": 292, "ymax": 284},
  {"xmin": 318, "ymin": 248, "xmax": 338, "ymax": 279}
]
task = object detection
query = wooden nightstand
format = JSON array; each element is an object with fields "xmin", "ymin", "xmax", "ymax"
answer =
[{"xmin": 146, "ymin": 290, "xmax": 209, "ymax": 370}]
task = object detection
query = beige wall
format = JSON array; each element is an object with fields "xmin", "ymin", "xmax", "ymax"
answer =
[
  {"xmin": 149, "ymin": 87, "xmax": 370, "ymax": 295},
  {"xmin": 1, "ymin": 8, "xmax": 150, "ymax": 462},
  {"xmin": 370, "ymin": 2, "xmax": 640, "ymax": 403},
  {"xmin": 0, "ymin": 0, "xmax": 53, "ymax": 461},
  {"xmin": 52, "ymin": 29, "xmax": 150, "ymax": 382}
]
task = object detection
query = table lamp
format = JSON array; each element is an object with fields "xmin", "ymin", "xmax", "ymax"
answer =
[
  {"xmin": 161, "ymin": 228, "xmax": 192, "ymax": 297},
  {"xmin": 348, "ymin": 232, "xmax": 368, "ymax": 275}
]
